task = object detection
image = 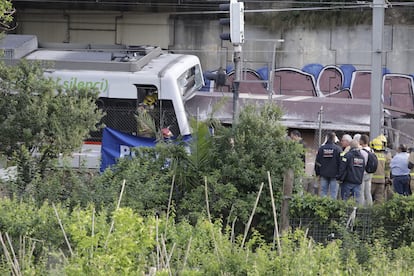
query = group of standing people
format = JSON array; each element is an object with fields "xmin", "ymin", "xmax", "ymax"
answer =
[{"xmin": 314, "ymin": 131, "xmax": 413, "ymax": 206}]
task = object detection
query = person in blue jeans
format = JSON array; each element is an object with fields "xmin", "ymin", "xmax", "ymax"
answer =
[
  {"xmin": 337, "ymin": 140, "xmax": 365, "ymax": 204},
  {"xmin": 315, "ymin": 132, "xmax": 342, "ymax": 199}
]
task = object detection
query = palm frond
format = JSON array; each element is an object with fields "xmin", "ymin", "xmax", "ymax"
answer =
[
  {"xmin": 187, "ymin": 118, "xmax": 212, "ymax": 171},
  {"xmin": 135, "ymin": 109, "xmax": 157, "ymax": 138}
]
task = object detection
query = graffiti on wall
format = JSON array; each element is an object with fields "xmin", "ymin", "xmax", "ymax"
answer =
[{"xmin": 201, "ymin": 64, "xmax": 414, "ymax": 116}]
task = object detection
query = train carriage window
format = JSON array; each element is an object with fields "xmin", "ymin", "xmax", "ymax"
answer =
[
  {"xmin": 86, "ymin": 84, "xmax": 179, "ymax": 142},
  {"xmin": 87, "ymin": 97, "xmax": 139, "ymax": 142}
]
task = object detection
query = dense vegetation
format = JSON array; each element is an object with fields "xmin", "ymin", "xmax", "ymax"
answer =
[
  {"xmin": 1, "ymin": 97, "xmax": 414, "ymax": 274},
  {"xmin": 0, "ymin": 197, "xmax": 414, "ymax": 275},
  {"xmin": 0, "ymin": 61, "xmax": 102, "ymax": 199}
]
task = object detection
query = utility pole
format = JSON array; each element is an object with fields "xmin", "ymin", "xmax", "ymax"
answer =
[
  {"xmin": 318, "ymin": 106, "xmax": 323, "ymax": 146},
  {"xmin": 233, "ymin": 44, "xmax": 242, "ymax": 124},
  {"xmin": 370, "ymin": 0, "xmax": 387, "ymax": 139}
]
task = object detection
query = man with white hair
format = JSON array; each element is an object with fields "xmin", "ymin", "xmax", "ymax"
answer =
[
  {"xmin": 337, "ymin": 133, "xmax": 353, "ymax": 199},
  {"xmin": 341, "ymin": 134, "xmax": 353, "ymax": 154}
]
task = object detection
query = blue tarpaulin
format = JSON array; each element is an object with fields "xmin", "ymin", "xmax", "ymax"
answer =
[
  {"xmin": 100, "ymin": 127, "xmax": 192, "ymax": 172},
  {"xmin": 100, "ymin": 127, "xmax": 156, "ymax": 172}
]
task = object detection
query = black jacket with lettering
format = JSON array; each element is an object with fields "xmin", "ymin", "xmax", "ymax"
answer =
[
  {"xmin": 314, "ymin": 141, "xmax": 342, "ymax": 178},
  {"xmin": 337, "ymin": 148, "xmax": 365, "ymax": 184}
]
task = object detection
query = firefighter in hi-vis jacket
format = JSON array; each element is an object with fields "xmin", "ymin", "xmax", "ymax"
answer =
[{"xmin": 370, "ymin": 135, "xmax": 392, "ymax": 204}]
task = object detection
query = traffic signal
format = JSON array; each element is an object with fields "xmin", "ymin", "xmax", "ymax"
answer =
[{"xmin": 219, "ymin": 0, "xmax": 244, "ymax": 44}]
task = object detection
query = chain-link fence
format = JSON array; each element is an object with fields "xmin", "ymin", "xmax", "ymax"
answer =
[
  {"xmin": 308, "ymin": 105, "xmax": 414, "ymax": 151},
  {"xmin": 88, "ymin": 100, "xmax": 180, "ymax": 142},
  {"xmin": 312, "ymin": 128, "xmax": 339, "ymax": 149},
  {"xmin": 290, "ymin": 207, "xmax": 414, "ymax": 247},
  {"xmin": 289, "ymin": 207, "xmax": 374, "ymax": 244}
]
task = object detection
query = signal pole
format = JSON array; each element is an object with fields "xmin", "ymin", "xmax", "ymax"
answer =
[
  {"xmin": 233, "ymin": 44, "xmax": 242, "ymax": 124},
  {"xmin": 219, "ymin": 0, "xmax": 244, "ymax": 125},
  {"xmin": 370, "ymin": 0, "xmax": 387, "ymax": 139}
]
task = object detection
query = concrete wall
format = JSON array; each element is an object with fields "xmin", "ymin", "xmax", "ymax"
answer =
[
  {"xmin": 13, "ymin": 9, "xmax": 414, "ymax": 74},
  {"xmin": 15, "ymin": 9, "xmax": 171, "ymax": 47}
]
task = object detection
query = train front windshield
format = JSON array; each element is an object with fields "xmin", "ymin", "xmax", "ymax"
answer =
[{"xmin": 178, "ymin": 64, "xmax": 204, "ymax": 101}]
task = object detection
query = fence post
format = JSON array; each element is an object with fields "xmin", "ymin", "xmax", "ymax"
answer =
[
  {"xmin": 318, "ymin": 106, "xmax": 323, "ymax": 146},
  {"xmin": 281, "ymin": 168, "xmax": 294, "ymax": 233}
]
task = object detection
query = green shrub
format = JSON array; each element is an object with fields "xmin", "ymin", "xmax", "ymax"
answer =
[
  {"xmin": 0, "ymin": 199, "xmax": 414, "ymax": 274},
  {"xmin": 92, "ymin": 146, "xmax": 173, "ymax": 215},
  {"xmin": 65, "ymin": 207, "xmax": 156, "ymax": 275},
  {"xmin": 371, "ymin": 195, "xmax": 414, "ymax": 248}
]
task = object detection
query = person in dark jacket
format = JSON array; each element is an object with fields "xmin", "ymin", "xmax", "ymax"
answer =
[
  {"xmin": 315, "ymin": 132, "xmax": 342, "ymax": 199},
  {"xmin": 337, "ymin": 140, "xmax": 365, "ymax": 204}
]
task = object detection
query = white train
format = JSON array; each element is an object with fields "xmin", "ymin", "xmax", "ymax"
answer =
[{"xmin": 1, "ymin": 34, "xmax": 204, "ymax": 169}]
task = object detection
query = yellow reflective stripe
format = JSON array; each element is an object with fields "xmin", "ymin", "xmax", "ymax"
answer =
[{"xmin": 372, "ymin": 175, "xmax": 385, "ymax": 179}]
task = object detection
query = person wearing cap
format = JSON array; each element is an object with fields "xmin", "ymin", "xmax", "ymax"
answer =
[
  {"xmin": 390, "ymin": 144, "xmax": 411, "ymax": 196},
  {"xmin": 370, "ymin": 136, "xmax": 392, "ymax": 204},
  {"xmin": 337, "ymin": 140, "xmax": 365, "ymax": 204}
]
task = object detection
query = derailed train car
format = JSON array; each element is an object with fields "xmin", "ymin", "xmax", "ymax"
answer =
[{"xmin": 188, "ymin": 65, "xmax": 414, "ymax": 146}]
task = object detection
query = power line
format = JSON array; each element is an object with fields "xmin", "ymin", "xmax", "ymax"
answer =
[
  {"xmin": 12, "ymin": 0, "xmax": 414, "ymax": 14},
  {"xmin": 245, "ymin": 4, "xmax": 371, "ymax": 13},
  {"xmin": 8, "ymin": 0, "xmax": 376, "ymax": 10}
]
